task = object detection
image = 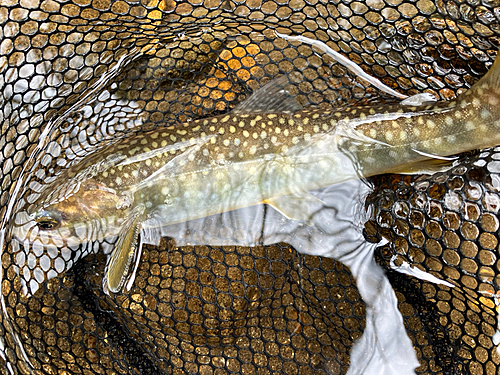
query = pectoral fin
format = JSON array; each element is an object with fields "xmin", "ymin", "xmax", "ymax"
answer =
[
  {"xmin": 103, "ymin": 205, "xmax": 145, "ymax": 295},
  {"xmin": 265, "ymin": 192, "xmax": 325, "ymax": 222}
]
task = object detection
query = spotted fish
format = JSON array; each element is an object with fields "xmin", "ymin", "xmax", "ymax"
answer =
[{"xmin": 9, "ymin": 54, "xmax": 500, "ymax": 296}]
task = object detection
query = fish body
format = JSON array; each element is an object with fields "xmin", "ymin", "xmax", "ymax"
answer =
[{"xmin": 10, "ymin": 56, "xmax": 500, "ymax": 294}]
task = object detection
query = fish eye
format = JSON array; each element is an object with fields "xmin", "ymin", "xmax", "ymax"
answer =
[{"xmin": 35, "ymin": 211, "xmax": 61, "ymax": 231}]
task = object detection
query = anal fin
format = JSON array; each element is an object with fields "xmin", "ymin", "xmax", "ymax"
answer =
[{"xmin": 103, "ymin": 205, "xmax": 145, "ymax": 295}]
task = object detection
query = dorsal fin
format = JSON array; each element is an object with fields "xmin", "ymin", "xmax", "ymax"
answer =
[{"xmin": 232, "ymin": 75, "xmax": 303, "ymax": 114}]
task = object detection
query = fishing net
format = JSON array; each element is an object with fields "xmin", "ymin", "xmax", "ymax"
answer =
[{"xmin": 0, "ymin": 0, "xmax": 499, "ymax": 374}]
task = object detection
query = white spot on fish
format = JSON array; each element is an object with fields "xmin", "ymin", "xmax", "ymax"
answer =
[{"xmin": 480, "ymin": 109, "xmax": 491, "ymax": 119}]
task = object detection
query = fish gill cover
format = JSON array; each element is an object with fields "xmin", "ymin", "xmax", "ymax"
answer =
[{"xmin": 0, "ymin": 0, "xmax": 499, "ymax": 375}]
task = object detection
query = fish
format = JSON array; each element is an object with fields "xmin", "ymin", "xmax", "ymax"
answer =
[{"xmin": 9, "ymin": 52, "xmax": 500, "ymax": 297}]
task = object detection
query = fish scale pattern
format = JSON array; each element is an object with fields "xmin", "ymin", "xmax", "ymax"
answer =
[{"xmin": 1, "ymin": 0, "xmax": 500, "ymax": 374}]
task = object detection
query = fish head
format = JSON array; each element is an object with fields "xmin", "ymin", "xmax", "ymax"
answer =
[
  {"xmin": 10, "ymin": 180, "xmax": 132, "ymax": 248},
  {"xmin": 5, "ymin": 178, "xmax": 134, "ymax": 297},
  {"xmin": 7, "ymin": 179, "xmax": 133, "ymax": 296}
]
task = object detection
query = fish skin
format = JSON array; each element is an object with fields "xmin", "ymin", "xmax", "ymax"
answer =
[
  {"xmin": 54, "ymin": 93, "xmax": 495, "ymax": 227},
  {"xmin": 9, "ymin": 54, "xmax": 500, "ymax": 293}
]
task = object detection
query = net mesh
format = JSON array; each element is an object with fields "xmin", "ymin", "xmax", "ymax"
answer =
[{"xmin": 1, "ymin": 0, "xmax": 500, "ymax": 374}]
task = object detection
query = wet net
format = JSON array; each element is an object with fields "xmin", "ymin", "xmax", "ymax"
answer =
[{"xmin": 1, "ymin": 0, "xmax": 500, "ymax": 374}]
